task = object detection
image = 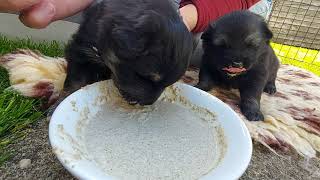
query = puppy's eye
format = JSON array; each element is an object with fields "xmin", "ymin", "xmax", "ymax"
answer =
[
  {"xmin": 136, "ymin": 72, "xmax": 162, "ymax": 83},
  {"xmin": 149, "ymin": 73, "xmax": 162, "ymax": 82},
  {"xmin": 217, "ymin": 42, "xmax": 228, "ymax": 48},
  {"xmin": 245, "ymin": 34, "xmax": 262, "ymax": 48},
  {"xmin": 213, "ymin": 36, "xmax": 228, "ymax": 48},
  {"xmin": 246, "ymin": 42, "xmax": 259, "ymax": 48}
]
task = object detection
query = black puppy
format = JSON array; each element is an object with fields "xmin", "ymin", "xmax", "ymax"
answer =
[
  {"xmin": 64, "ymin": 0, "xmax": 193, "ymax": 105},
  {"xmin": 196, "ymin": 11, "xmax": 279, "ymax": 121}
]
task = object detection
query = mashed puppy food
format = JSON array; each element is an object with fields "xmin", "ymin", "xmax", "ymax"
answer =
[{"xmin": 83, "ymin": 82, "xmax": 227, "ymax": 180}]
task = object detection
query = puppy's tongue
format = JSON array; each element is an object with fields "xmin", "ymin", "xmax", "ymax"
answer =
[{"xmin": 222, "ymin": 67, "xmax": 247, "ymax": 73}]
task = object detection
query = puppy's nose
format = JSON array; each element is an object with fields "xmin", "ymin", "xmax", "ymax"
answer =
[{"xmin": 232, "ymin": 61, "xmax": 243, "ymax": 68}]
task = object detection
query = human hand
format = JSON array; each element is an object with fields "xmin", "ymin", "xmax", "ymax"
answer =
[
  {"xmin": 179, "ymin": 4, "xmax": 197, "ymax": 32},
  {"xmin": 0, "ymin": 0, "xmax": 93, "ymax": 28}
]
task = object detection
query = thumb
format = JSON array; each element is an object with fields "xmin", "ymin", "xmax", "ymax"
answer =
[{"xmin": 20, "ymin": 0, "xmax": 93, "ymax": 29}]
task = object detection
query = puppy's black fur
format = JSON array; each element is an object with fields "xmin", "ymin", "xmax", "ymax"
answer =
[
  {"xmin": 196, "ymin": 11, "xmax": 279, "ymax": 121},
  {"xmin": 64, "ymin": 0, "xmax": 193, "ymax": 105}
]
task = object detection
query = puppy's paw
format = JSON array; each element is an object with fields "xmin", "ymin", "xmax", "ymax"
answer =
[
  {"xmin": 195, "ymin": 82, "xmax": 213, "ymax": 92},
  {"xmin": 242, "ymin": 108, "xmax": 264, "ymax": 121},
  {"xmin": 240, "ymin": 100, "xmax": 264, "ymax": 121},
  {"xmin": 63, "ymin": 78, "xmax": 81, "ymax": 94},
  {"xmin": 63, "ymin": 73, "xmax": 88, "ymax": 94},
  {"xmin": 264, "ymin": 82, "xmax": 277, "ymax": 94}
]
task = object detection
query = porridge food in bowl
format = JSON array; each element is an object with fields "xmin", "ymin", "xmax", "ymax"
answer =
[{"xmin": 49, "ymin": 80, "xmax": 252, "ymax": 180}]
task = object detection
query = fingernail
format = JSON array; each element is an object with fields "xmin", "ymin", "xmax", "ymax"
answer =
[
  {"xmin": 20, "ymin": 1, "xmax": 56, "ymax": 28},
  {"xmin": 33, "ymin": 1, "xmax": 56, "ymax": 21}
]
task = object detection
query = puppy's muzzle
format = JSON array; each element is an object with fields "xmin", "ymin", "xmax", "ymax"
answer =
[
  {"xmin": 222, "ymin": 62, "xmax": 247, "ymax": 77},
  {"xmin": 119, "ymin": 88, "xmax": 163, "ymax": 106}
]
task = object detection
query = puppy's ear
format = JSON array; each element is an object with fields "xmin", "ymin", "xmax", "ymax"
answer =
[
  {"xmin": 111, "ymin": 11, "xmax": 161, "ymax": 59},
  {"xmin": 245, "ymin": 32, "xmax": 263, "ymax": 47},
  {"xmin": 135, "ymin": 10, "xmax": 162, "ymax": 33},
  {"xmin": 201, "ymin": 22, "xmax": 227, "ymax": 47},
  {"xmin": 111, "ymin": 27, "xmax": 145, "ymax": 59},
  {"xmin": 263, "ymin": 23, "xmax": 273, "ymax": 40},
  {"xmin": 201, "ymin": 22, "xmax": 215, "ymax": 41}
]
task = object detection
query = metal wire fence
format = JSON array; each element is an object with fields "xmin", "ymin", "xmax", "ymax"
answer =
[{"xmin": 267, "ymin": 0, "xmax": 320, "ymax": 75}]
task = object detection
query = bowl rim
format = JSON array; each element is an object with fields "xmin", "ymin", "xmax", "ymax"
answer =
[{"xmin": 49, "ymin": 81, "xmax": 252, "ymax": 180}]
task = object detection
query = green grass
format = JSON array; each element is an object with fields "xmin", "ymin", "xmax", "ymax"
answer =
[
  {"xmin": 0, "ymin": 35, "xmax": 64, "ymax": 165},
  {"xmin": 0, "ymin": 35, "xmax": 64, "ymax": 57}
]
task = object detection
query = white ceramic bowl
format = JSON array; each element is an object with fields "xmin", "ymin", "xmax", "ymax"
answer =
[{"xmin": 49, "ymin": 81, "xmax": 252, "ymax": 180}]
